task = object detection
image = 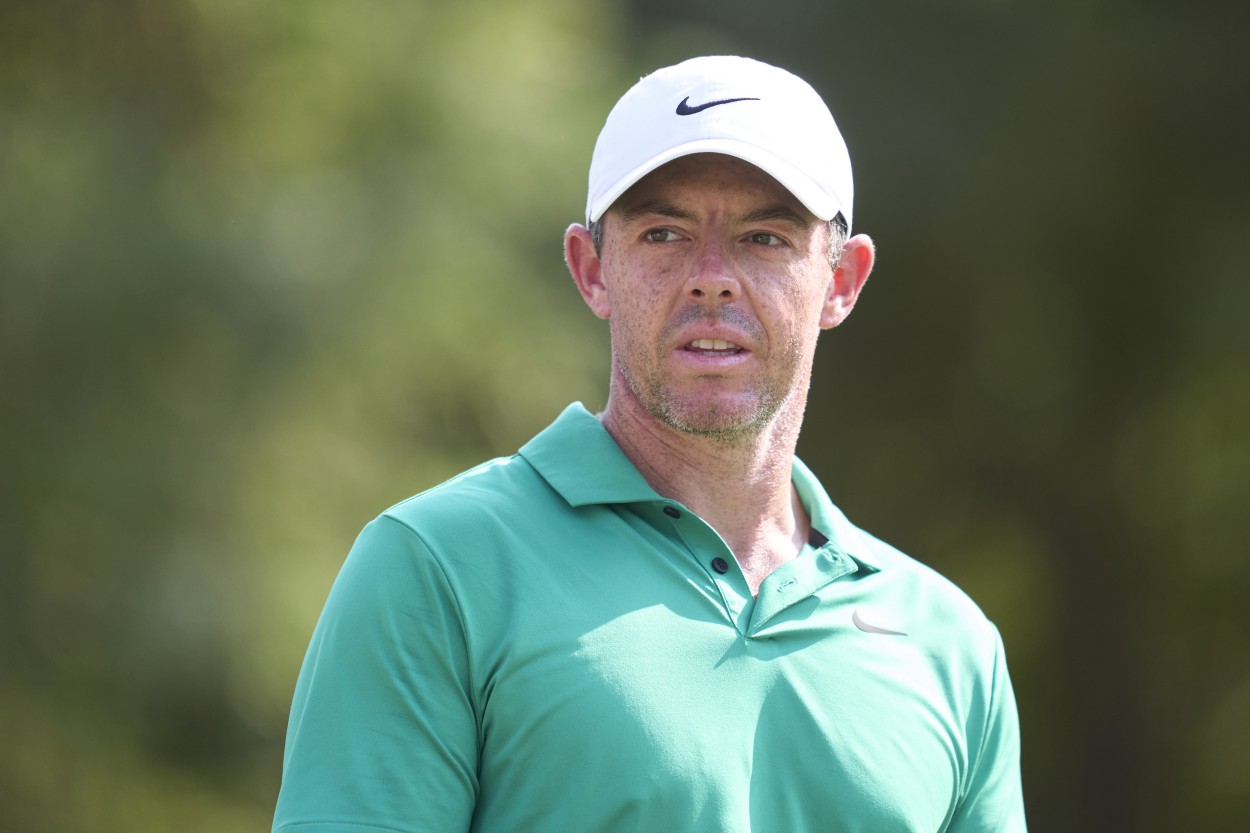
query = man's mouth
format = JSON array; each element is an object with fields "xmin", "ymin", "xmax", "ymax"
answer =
[{"xmin": 685, "ymin": 338, "xmax": 744, "ymax": 356}]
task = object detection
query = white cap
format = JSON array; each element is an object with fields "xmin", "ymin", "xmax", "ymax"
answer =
[{"xmin": 586, "ymin": 56, "xmax": 854, "ymax": 232}]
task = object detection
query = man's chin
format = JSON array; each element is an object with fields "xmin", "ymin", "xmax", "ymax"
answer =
[{"xmin": 651, "ymin": 398, "xmax": 775, "ymax": 444}]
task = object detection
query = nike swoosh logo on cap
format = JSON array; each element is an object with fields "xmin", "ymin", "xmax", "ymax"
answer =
[
  {"xmin": 675, "ymin": 95, "xmax": 760, "ymax": 116},
  {"xmin": 852, "ymin": 609, "xmax": 908, "ymax": 636}
]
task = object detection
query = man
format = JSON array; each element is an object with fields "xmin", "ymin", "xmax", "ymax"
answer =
[{"xmin": 273, "ymin": 56, "xmax": 1026, "ymax": 832}]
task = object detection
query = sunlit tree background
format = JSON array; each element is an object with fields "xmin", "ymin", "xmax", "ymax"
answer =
[{"xmin": 2, "ymin": 1, "xmax": 1247, "ymax": 831}]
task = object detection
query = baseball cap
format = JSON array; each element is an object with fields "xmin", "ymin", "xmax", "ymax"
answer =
[{"xmin": 585, "ymin": 56, "xmax": 854, "ymax": 232}]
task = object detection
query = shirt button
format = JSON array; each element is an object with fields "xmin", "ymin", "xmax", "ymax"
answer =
[
  {"xmin": 663, "ymin": 506, "xmax": 681, "ymax": 518},
  {"xmin": 711, "ymin": 557, "xmax": 730, "ymax": 574}
]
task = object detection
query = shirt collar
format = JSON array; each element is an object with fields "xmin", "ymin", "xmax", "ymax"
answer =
[
  {"xmin": 518, "ymin": 403, "xmax": 660, "ymax": 507},
  {"xmin": 520, "ymin": 402, "xmax": 882, "ymax": 572},
  {"xmin": 791, "ymin": 456, "xmax": 882, "ymax": 572}
]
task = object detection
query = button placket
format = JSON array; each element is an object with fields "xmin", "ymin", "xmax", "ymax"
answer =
[
  {"xmin": 660, "ymin": 502, "xmax": 754, "ymax": 634},
  {"xmin": 748, "ymin": 547, "xmax": 860, "ymax": 635}
]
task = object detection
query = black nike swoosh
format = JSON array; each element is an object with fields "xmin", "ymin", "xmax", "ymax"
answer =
[{"xmin": 675, "ymin": 96, "xmax": 760, "ymax": 116}]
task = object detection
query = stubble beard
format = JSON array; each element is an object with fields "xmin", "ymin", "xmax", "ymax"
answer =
[
  {"xmin": 614, "ymin": 313, "xmax": 807, "ymax": 445},
  {"xmin": 640, "ymin": 374, "xmax": 797, "ymax": 444}
]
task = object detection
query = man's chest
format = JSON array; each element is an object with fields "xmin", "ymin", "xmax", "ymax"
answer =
[{"xmin": 466, "ymin": 595, "xmax": 970, "ymax": 833}]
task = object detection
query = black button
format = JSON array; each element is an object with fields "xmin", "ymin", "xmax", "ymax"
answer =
[
  {"xmin": 663, "ymin": 506, "xmax": 681, "ymax": 518},
  {"xmin": 711, "ymin": 557, "xmax": 730, "ymax": 574}
]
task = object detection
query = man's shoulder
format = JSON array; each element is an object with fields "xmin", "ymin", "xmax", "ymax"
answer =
[
  {"xmin": 799, "ymin": 458, "xmax": 998, "ymax": 644},
  {"xmin": 844, "ymin": 518, "xmax": 1000, "ymax": 648},
  {"xmin": 381, "ymin": 451, "xmax": 556, "ymax": 532},
  {"xmin": 325, "ymin": 452, "xmax": 570, "ymax": 626}
]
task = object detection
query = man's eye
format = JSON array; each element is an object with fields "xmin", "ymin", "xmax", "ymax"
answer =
[
  {"xmin": 750, "ymin": 232, "xmax": 784, "ymax": 246},
  {"xmin": 644, "ymin": 229, "xmax": 679, "ymax": 243}
]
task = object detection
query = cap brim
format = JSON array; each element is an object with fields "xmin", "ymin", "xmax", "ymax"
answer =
[{"xmin": 588, "ymin": 138, "xmax": 842, "ymax": 225}]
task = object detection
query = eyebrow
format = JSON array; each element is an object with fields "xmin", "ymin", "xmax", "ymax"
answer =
[
  {"xmin": 616, "ymin": 201, "xmax": 810, "ymax": 230},
  {"xmin": 737, "ymin": 205, "xmax": 811, "ymax": 230},
  {"xmin": 617, "ymin": 201, "xmax": 697, "ymax": 224}
]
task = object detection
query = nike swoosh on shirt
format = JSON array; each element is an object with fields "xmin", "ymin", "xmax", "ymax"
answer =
[
  {"xmin": 852, "ymin": 609, "xmax": 908, "ymax": 636},
  {"xmin": 675, "ymin": 96, "xmax": 760, "ymax": 115}
]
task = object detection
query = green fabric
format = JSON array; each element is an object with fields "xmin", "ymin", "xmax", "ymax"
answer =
[{"xmin": 273, "ymin": 403, "xmax": 1026, "ymax": 833}]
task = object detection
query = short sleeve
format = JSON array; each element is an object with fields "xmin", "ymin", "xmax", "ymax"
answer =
[
  {"xmin": 273, "ymin": 515, "xmax": 479, "ymax": 833},
  {"xmin": 948, "ymin": 624, "xmax": 1027, "ymax": 833}
]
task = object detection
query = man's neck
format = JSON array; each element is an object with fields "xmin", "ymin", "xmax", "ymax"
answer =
[{"xmin": 599, "ymin": 386, "xmax": 811, "ymax": 595}]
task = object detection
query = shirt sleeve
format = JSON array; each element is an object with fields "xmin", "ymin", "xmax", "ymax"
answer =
[
  {"xmin": 273, "ymin": 514, "xmax": 479, "ymax": 833},
  {"xmin": 947, "ymin": 624, "xmax": 1028, "ymax": 833}
]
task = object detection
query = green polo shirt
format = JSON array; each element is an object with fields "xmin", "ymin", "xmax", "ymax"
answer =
[{"xmin": 273, "ymin": 403, "xmax": 1025, "ymax": 833}]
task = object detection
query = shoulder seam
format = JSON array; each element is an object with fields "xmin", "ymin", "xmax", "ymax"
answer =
[
  {"xmin": 372, "ymin": 514, "xmax": 484, "ymax": 736},
  {"xmin": 961, "ymin": 622, "xmax": 1005, "ymax": 807}
]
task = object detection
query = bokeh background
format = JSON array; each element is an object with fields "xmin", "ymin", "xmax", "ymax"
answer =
[{"xmin": 3, "ymin": 0, "xmax": 1247, "ymax": 830}]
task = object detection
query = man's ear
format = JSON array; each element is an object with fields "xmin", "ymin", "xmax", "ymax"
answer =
[
  {"xmin": 819, "ymin": 233, "xmax": 875, "ymax": 329},
  {"xmin": 565, "ymin": 223, "xmax": 611, "ymax": 319}
]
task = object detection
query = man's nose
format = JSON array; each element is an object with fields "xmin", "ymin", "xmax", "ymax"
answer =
[{"xmin": 684, "ymin": 240, "xmax": 740, "ymax": 302}]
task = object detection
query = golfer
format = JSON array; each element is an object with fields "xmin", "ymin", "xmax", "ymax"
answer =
[{"xmin": 273, "ymin": 55, "xmax": 1027, "ymax": 833}]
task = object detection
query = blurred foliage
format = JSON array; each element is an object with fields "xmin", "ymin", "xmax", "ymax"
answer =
[
  {"xmin": 1, "ymin": 0, "xmax": 1247, "ymax": 831},
  {"xmin": 2, "ymin": 1, "xmax": 619, "ymax": 829}
]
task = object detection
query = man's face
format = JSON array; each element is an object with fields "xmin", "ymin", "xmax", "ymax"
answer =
[{"xmin": 591, "ymin": 153, "xmax": 841, "ymax": 442}]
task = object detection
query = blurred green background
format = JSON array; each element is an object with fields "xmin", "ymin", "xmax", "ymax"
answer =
[{"xmin": 2, "ymin": 0, "xmax": 1247, "ymax": 830}]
